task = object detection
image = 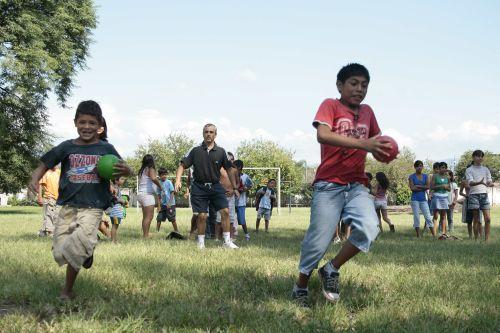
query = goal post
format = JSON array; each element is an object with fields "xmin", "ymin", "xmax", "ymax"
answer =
[{"xmin": 244, "ymin": 167, "xmax": 281, "ymax": 215}]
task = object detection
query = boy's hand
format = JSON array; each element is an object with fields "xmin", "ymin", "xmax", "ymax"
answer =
[
  {"xmin": 29, "ymin": 180, "xmax": 40, "ymax": 195},
  {"xmin": 112, "ymin": 160, "xmax": 132, "ymax": 177},
  {"xmin": 175, "ymin": 181, "xmax": 182, "ymax": 192},
  {"xmin": 363, "ymin": 136, "xmax": 392, "ymax": 157}
]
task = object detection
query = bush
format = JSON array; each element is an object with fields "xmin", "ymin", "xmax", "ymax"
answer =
[{"xmin": 7, "ymin": 196, "xmax": 37, "ymax": 206}]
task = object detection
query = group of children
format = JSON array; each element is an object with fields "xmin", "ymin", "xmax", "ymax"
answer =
[
  {"xmin": 29, "ymin": 63, "xmax": 493, "ymax": 307},
  {"xmin": 409, "ymin": 151, "xmax": 493, "ymax": 241}
]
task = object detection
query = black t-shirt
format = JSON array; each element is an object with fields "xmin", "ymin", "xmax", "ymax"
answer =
[
  {"xmin": 40, "ymin": 140, "xmax": 121, "ymax": 209},
  {"xmin": 181, "ymin": 142, "xmax": 233, "ymax": 184}
]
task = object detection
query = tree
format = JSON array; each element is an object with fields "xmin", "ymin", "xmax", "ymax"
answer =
[
  {"xmin": 236, "ymin": 139, "xmax": 303, "ymax": 200},
  {"xmin": 454, "ymin": 150, "xmax": 500, "ymax": 183},
  {"xmin": 127, "ymin": 133, "xmax": 195, "ymax": 194},
  {"xmin": 0, "ymin": 1, "xmax": 97, "ymax": 193},
  {"xmin": 366, "ymin": 147, "xmax": 416, "ymax": 205}
]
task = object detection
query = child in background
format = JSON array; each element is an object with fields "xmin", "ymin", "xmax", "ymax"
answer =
[
  {"xmin": 373, "ymin": 172, "xmax": 395, "ymax": 232},
  {"xmin": 431, "ymin": 162, "xmax": 450, "ymax": 239},
  {"xmin": 109, "ymin": 177, "xmax": 127, "ymax": 243},
  {"xmin": 447, "ymin": 170, "xmax": 458, "ymax": 233},
  {"xmin": 255, "ymin": 179, "xmax": 277, "ymax": 233},
  {"xmin": 408, "ymin": 160, "xmax": 434, "ymax": 237},
  {"xmin": 29, "ymin": 100, "xmax": 131, "ymax": 300},
  {"xmin": 465, "ymin": 150, "xmax": 493, "ymax": 241},
  {"xmin": 156, "ymin": 168, "xmax": 178, "ymax": 233},
  {"xmin": 37, "ymin": 166, "xmax": 61, "ymax": 237},
  {"xmin": 234, "ymin": 160, "xmax": 253, "ymax": 241},
  {"xmin": 459, "ymin": 177, "xmax": 481, "ymax": 239}
]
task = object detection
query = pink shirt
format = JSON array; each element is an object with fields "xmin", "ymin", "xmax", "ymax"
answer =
[{"xmin": 313, "ymin": 99, "xmax": 380, "ymax": 186}]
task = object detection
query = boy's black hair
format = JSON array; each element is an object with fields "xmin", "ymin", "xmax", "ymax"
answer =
[
  {"xmin": 432, "ymin": 162, "xmax": 440, "ymax": 170},
  {"xmin": 414, "ymin": 160, "xmax": 423, "ymax": 168},
  {"xmin": 158, "ymin": 167, "xmax": 168, "ymax": 175},
  {"xmin": 448, "ymin": 170, "xmax": 454, "ymax": 182},
  {"xmin": 74, "ymin": 100, "xmax": 103, "ymax": 124},
  {"xmin": 268, "ymin": 179, "xmax": 276, "ymax": 183},
  {"xmin": 365, "ymin": 172, "xmax": 373, "ymax": 181},
  {"xmin": 472, "ymin": 149, "xmax": 484, "ymax": 157},
  {"xmin": 99, "ymin": 117, "xmax": 108, "ymax": 142},
  {"xmin": 375, "ymin": 172, "xmax": 390, "ymax": 190},
  {"xmin": 337, "ymin": 63, "xmax": 370, "ymax": 83},
  {"xmin": 439, "ymin": 162, "xmax": 448, "ymax": 169},
  {"xmin": 234, "ymin": 160, "xmax": 244, "ymax": 169}
]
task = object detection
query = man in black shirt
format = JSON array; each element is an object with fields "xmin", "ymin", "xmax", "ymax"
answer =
[{"xmin": 175, "ymin": 124, "xmax": 239, "ymax": 249}]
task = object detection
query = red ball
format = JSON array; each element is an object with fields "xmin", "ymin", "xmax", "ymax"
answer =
[{"xmin": 373, "ymin": 135, "xmax": 399, "ymax": 163}]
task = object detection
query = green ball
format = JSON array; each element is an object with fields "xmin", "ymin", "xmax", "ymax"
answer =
[{"xmin": 97, "ymin": 154, "xmax": 119, "ymax": 180}]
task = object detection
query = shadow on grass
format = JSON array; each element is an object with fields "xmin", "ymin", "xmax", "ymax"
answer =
[{"xmin": 0, "ymin": 209, "xmax": 40, "ymax": 215}]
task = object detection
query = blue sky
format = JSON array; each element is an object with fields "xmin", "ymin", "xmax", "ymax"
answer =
[{"xmin": 48, "ymin": 0, "xmax": 500, "ymax": 166}]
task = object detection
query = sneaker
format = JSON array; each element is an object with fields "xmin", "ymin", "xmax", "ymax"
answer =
[
  {"xmin": 223, "ymin": 241, "xmax": 239, "ymax": 249},
  {"xmin": 245, "ymin": 234, "xmax": 250, "ymax": 241},
  {"xmin": 38, "ymin": 230, "xmax": 47, "ymax": 237},
  {"xmin": 390, "ymin": 224, "xmax": 395, "ymax": 233},
  {"xmin": 318, "ymin": 266, "xmax": 340, "ymax": 302},
  {"xmin": 438, "ymin": 234, "xmax": 449, "ymax": 241},
  {"xmin": 291, "ymin": 287, "xmax": 309, "ymax": 307},
  {"xmin": 197, "ymin": 242, "xmax": 205, "ymax": 250},
  {"xmin": 332, "ymin": 236, "xmax": 341, "ymax": 244},
  {"xmin": 82, "ymin": 255, "xmax": 93, "ymax": 269}
]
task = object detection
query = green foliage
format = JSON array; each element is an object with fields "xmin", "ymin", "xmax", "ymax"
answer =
[
  {"xmin": 6, "ymin": 195, "xmax": 36, "ymax": 206},
  {"xmin": 454, "ymin": 150, "xmax": 500, "ymax": 182},
  {"xmin": 236, "ymin": 139, "xmax": 303, "ymax": 197},
  {"xmin": 0, "ymin": 0, "xmax": 97, "ymax": 193},
  {"xmin": 366, "ymin": 148, "xmax": 416, "ymax": 205},
  {"xmin": 127, "ymin": 133, "xmax": 195, "ymax": 194}
]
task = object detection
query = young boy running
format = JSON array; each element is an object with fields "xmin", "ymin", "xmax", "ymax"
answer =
[
  {"xmin": 291, "ymin": 63, "xmax": 392, "ymax": 306},
  {"xmin": 29, "ymin": 100, "xmax": 131, "ymax": 300},
  {"xmin": 156, "ymin": 168, "xmax": 178, "ymax": 232},
  {"xmin": 465, "ymin": 150, "xmax": 493, "ymax": 241}
]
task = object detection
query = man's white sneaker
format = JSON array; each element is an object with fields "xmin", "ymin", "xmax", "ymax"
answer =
[
  {"xmin": 223, "ymin": 241, "xmax": 239, "ymax": 249},
  {"xmin": 197, "ymin": 242, "xmax": 205, "ymax": 250}
]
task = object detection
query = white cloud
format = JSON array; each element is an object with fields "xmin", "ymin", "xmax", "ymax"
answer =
[
  {"xmin": 384, "ymin": 128, "xmax": 415, "ymax": 149},
  {"xmin": 459, "ymin": 121, "xmax": 499, "ymax": 140},
  {"xmin": 426, "ymin": 125, "xmax": 453, "ymax": 141},
  {"xmin": 236, "ymin": 68, "xmax": 257, "ymax": 82}
]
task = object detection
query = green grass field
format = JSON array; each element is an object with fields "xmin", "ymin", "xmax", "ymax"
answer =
[{"xmin": 1, "ymin": 206, "xmax": 499, "ymax": 332}]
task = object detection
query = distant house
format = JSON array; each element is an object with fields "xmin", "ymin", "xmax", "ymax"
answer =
[{"xmin": 0, "ymin": 193, "xmax": 8, "ymax": 206}]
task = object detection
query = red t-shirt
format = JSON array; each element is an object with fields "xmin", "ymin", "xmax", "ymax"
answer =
[{"xmin": 313, "ymin": 98, "xmax": 380, "ymax": 186}]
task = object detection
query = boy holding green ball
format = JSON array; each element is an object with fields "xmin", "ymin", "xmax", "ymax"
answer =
[{"xmin": 30, "ymin": 100, "xmax": 131, "ymax": 300}]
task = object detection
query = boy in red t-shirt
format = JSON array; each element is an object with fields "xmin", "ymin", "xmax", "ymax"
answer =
[{"xmin": 292, "ymin": 63, "xmax": 392, "ymax": 306}]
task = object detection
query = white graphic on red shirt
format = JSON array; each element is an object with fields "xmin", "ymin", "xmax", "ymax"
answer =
[
  {"xmin": 66, "ymin": 154, "xmax": 101, "ymax": 184},
  {"xmin": 334, "ymin": 118, "xmax": 368, "ymax": 139}
]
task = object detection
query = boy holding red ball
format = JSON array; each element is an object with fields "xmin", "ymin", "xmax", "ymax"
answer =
[{"xmin": 292, "ymin": 63, "xmax": 394, "ymax": 306}]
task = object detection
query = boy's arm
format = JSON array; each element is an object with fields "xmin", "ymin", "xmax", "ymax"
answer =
[
  {"xmin": 29, "ymin": 163, "xmax": 49, "ymax": 194},
  {"xmin": 316, "ymin": 125, "xmax": 391, "ymax": 156}
]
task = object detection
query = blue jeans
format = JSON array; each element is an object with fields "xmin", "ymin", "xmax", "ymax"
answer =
[
  {"xmin": 298, "ymin": 181, "xmax": 379, "ymax": 275},
  {"xmin": 410, "ymin": 201, "xmax": 433, "ymax": 229}
]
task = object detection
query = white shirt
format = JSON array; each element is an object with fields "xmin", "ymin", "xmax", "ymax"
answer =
[{"xmin": 466, "ymin": 165, "xmax": 492, "ymax": 195}]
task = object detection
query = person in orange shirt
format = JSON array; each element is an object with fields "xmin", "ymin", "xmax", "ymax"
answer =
[{"xmin": 37, "ymin": 166, "xmax": 61, "ymax": 237}]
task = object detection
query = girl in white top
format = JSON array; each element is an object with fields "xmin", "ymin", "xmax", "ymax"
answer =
[{"xmin": 137, "ymin": 154, "xmax": 163, "ymax": 238}]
